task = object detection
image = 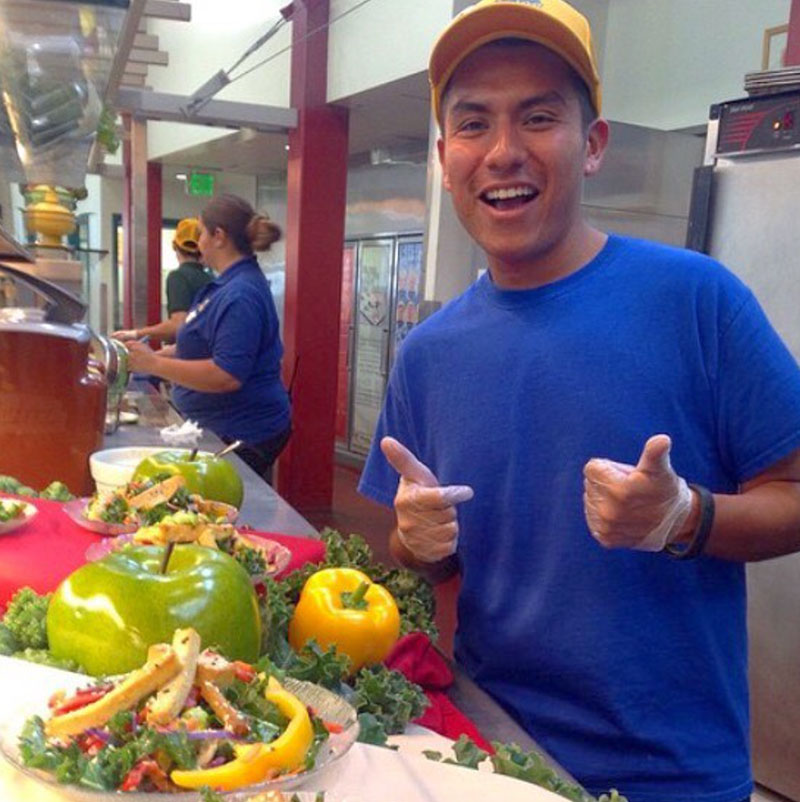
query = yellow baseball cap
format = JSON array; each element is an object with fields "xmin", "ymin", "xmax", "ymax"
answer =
[
  {"xmin": 429, "ymin": 0, "xmax": 602, "ymax": 127},
  {"xmin": 173, "ymin": 217, "xmax": 200, "ymax": 253}
]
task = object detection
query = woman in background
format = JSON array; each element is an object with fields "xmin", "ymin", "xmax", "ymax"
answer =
[{"xmin": 127, "ymin": 193, "xmax": 291, "ymax": 484}]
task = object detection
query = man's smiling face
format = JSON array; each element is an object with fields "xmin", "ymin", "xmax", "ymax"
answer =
[{"xmin": 437, "ymin": 40, "xmax": 607, "ymax": 288}]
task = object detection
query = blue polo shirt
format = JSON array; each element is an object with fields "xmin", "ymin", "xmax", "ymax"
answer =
[{"xmin": 172, "ymin": 256, "xmax": 290, "ymax": 444}]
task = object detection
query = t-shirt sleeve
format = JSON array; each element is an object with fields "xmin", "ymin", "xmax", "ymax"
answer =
[
  {"xmin": 358, "ymin": 359, "xmax": 418, "ymax": 508},
  {"xmin": 717, "ymin": 291, "xmax": 800, "ymax": 481},
  {"xmin": 166, "ymin": 272, "xmax": 195, "ymax": 315},
  {"xmin": 208, "ymin": 292, "xmax": 266, "ymax": 383}
]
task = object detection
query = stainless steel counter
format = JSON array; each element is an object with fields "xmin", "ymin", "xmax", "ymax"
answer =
[{"xmin": 107, "ymin": 385, "xmax": 316, "ymax": 537}]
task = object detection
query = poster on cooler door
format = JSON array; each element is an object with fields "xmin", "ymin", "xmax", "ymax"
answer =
[
  {"xmin": 350, "ymin": 240, "xmax": 393, "ymax": 454},
  {"xmin": 394, "ymin": 240, "xmax": 423, "ymax": 352}
]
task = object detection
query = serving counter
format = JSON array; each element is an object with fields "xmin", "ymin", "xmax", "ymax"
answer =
[
  {"xmin": 112, "ymin": 386, "xmax": 315, "ymax": 536},
  {"xmin": 0, "ymin": 386, "xmax": 576, "ymax": 800}
]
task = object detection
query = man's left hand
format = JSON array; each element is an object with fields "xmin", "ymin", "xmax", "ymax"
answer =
[{"xmin": 583, "ymin": 434, "xmax": 694, "ymax": 551}]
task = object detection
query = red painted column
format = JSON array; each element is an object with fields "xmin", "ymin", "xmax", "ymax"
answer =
[
  {"xmin": 146, "ymin": 161, "xmax": 162, "ymax": 327},
  {"xmin": 277, "ymin": 0, "xmax": 349, "ymax": 510},
  {"xmin": 121, "ymin": 114, "xmax": 133, "ymax": 329},
  {"xmin": 787, "ymin": 0, "xmax": 800, "ymax": 65}
]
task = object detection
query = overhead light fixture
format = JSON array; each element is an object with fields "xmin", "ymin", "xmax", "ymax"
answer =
[
  {"xmin": 284, "ymin": 144, "xmax": 289, "ymax": 151},
  {"xmin": 175, "ymin": 172, "xmax": 187, "ymax": 180}
]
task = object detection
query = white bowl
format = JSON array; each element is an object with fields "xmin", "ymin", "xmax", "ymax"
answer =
[{"xmin": 89, "ymin": 447, "xmax": 173, "ymax": 494}]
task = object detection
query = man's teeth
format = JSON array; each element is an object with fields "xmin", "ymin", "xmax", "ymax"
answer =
[{"xmin": 484, "ymin": 186, "xmax": 535, "ymax": 201}]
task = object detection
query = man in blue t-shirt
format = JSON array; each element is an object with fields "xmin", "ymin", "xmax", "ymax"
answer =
[{"xmin": 358, "ymin": 2, "xmax": 800, "ymax": 801}]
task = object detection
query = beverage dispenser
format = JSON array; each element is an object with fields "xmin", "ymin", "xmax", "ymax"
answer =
[{"xmin": 0, "ymin": 264, "xmax": 127, "ymax": 495}]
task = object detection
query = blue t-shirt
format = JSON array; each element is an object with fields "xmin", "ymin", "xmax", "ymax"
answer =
[
  {"xmin": 359, "ymin": 235, "xmax": 800, "ymax": 802},
  {"xmin": 173, "ymin": 256, "xmax": 290, "ymax": 444}
]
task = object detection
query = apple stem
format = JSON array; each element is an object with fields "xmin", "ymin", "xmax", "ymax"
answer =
[{"xmin": 159, "ymin": 542, "xmax": 176, "ymax": 574}]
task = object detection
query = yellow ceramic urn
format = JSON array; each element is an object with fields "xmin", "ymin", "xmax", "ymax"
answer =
[{"xmin": 23, "ymin": 185, "xmax": 76, "ymax": 247}]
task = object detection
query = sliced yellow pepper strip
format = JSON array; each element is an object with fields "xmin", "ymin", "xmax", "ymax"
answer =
[
  {"xmin": 170, "ymin": 676, "xmax": 314, "ymax": 791},
  {"xmin": 288, "ymin": 567, "xmax": 401, "ymax": 673}
]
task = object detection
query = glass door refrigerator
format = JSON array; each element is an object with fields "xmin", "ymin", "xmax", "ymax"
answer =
[
  {"xmin": 336, "ymin": 233, "xmax": 424, "ymax": 457},
  {"xmin": 687, "ymin": 87, "xmax": 800, "ymax": 802}
]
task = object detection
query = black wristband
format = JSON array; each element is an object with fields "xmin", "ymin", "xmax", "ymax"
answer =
[{"xmin": 663, "ymin": 484, "xmax": 715, "ymax": 560}]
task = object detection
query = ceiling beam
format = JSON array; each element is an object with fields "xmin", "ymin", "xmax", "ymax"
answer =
[
  {"xmin": 121, "ymin": 74, "xmax": 149, "ymax": 88},
  {"xmin": 133, "ymin": 33, "xmax": 160, "ymax": 50},
  {"xmin": 143, "ymin": 0, "xmax": 191, "ymax": 22},
  {"xmin": 128, "ymin": 48, "xmax": 169, "ymax": 65},
  {"xmin": 116, "ymin": 89, "xmax": 298, "ymax": 133},
  {"xmin": 122, "ymin": 62, "xmax": 150, "ymax": 76},
  {"xmin": 87, "ymin": 0, "xmax": 149, "ymax": 173}
]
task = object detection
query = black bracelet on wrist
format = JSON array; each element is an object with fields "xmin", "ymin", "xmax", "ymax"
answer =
[{"xmin": 663, "ymin": 483, "xmax": 715, "ymax": 560}]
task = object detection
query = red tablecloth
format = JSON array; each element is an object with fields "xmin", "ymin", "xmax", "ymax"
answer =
[
  {"xmin": 0, "ymin": 494, "xmax": 493, "ymax": 749},
  {"xmin": 0, "ymin": 493, "xmax": 325, "ymax": 612}
]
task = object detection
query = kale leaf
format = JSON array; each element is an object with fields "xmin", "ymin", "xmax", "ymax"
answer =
[
  {"xmin": 352, "ymin": 664, "xmax": 428, "ymax": 735},
  {"xmin": 3, "ymin": 587, "xmax": 50, "ymax": 649}
]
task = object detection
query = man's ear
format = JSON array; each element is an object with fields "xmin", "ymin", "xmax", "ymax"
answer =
[
  {"xmin": 437, "ymin": 136, "xmax": 451, "ymax": 192},
  {"xmin": 584, "ymin": 117, "xmax": 609, "ymax": 177}
]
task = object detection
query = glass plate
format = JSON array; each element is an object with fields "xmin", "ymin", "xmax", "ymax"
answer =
[
  {"xmin": 0, "ymin": 676, "xmax": 359, "ymax": 801},
  {"xmin": 63, "ymin": 498, "xmax": 240, "ymax": 537},
  {"xmin": 63, "ymin": 497, "xmax": 137, "ymax": 536},
  {"xmin": 0, "ymin": 500, "xmax": 37, "ymax": 535},
  {"xmin": 84, "ymin": 532, "xmax": 292, "ymax": 581}
]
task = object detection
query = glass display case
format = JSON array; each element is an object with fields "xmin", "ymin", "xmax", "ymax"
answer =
[{"xmin": 0, "ymin": 0, "xmax": 129, "ymax": 188}]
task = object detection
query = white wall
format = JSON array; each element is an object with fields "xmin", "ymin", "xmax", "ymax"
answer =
[
  {"xmin": 327, "ymin": 0, "xmax": 452, "ymax": 101},
  {"xmin": 602, "ymin": 0, "xmax": 792, "ymax": 130}
]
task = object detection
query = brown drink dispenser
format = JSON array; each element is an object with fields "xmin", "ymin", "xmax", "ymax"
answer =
[{"xmin": 0, "ymin": 264, "xmax": 110, "ymax": 496}]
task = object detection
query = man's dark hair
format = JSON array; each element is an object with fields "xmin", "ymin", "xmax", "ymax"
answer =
[{"xmin": 439, "ymin": 38, "xmax": 597, "ymax": 134}]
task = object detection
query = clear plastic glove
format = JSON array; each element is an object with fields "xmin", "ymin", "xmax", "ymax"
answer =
[
  {"xmin": 583, "ymin": 434, "xmax": 693, "ymax": 551},
  {"xmin": 380, "ymin": 436, "xmax": 474, "ymax": 563}
]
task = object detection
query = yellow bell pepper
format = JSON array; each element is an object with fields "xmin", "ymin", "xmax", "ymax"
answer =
[
  {"xmin": 170, "ymin": 676, "xmax": 314, "ymax": 790},
  {"xmin": 288, "ymin": 567, "xmax": 401, "ymax": 673}
]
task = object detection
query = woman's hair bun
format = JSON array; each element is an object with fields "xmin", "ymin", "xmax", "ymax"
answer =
[{"xmin": 247, "ymin": 214, "xmax": 282, "ymax": 252}]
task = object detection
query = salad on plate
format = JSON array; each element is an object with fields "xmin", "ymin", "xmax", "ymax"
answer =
[
  {"xmin": 65, "ymin": 476, "xmax": 238, "ymax": 536},
  {"xmin": 0, "ymin": 498, "xmax": 37, "ymax": 535},
  {"xmin": 2, "ymin": 627, "xmax": 358, "ymax": 796},
  {"xmin": 83, "ymin": 513, "xmax": 292, "ymax": 582}
]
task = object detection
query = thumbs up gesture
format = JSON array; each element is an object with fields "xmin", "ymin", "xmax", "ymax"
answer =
[
  {"xmin": 380, "ymin": 437, "xmax": 474, "ymax": 563},
  {"xmin": 583, "ymin": 434, "xmax": 694, "ymax": 551}
]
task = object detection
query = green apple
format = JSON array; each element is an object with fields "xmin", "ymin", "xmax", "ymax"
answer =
[
  {"xmin": 132, "ymin": 450, "xmax": 244, "ymax": 509},
  {"xmin": 47, "ymin": 545, "xmax": 261, "ymax": 676}
]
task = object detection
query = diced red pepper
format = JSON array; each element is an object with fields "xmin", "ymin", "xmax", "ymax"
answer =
[
  {"xmin": 232, "ymin": 660, "xmax": 256, "ymax": 683},
  {"xmin": 52, "ymin": 686, "xmax": 112, "ymax": 716},
  {"xmin": 78, "ymin": 732, "xmax": 106, "ymax": 755},
  {"xmin": 120, "ymin": 761, "xmax": 148, "ymax": 792},
  {"xmin": 322, "ymin": 719, "xmax": 344, "ymax": 734},
  {"xmin": 120, "ymin": 759, "xmax": 170, "ymax": 792}
]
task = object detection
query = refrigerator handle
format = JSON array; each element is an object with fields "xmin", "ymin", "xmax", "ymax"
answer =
[{"xmin": 685, "ymin": 164, "xmax": 715, "ymax": 255}]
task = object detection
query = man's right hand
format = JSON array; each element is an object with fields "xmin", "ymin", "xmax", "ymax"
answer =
[{"xmin": 380, "ymin": 437, "xmax": 474, "ymax": 563}]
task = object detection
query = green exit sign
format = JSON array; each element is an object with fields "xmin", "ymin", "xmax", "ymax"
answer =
[{"xmin": 187, "ymin": 172, "xmax": 215, "ymax": 196}]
